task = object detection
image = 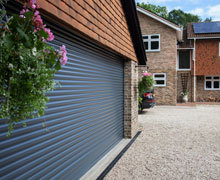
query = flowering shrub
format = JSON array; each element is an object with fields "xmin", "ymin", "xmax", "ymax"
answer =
[
  {"xmin": 0, "ymin": 0, "xmax": 68, "ymax": 136},
  {"xmin": 138, "ymin": 71, "xmax": 154, "ymax": 97}
]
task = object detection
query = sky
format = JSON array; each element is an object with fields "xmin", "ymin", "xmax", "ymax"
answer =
[{"xmin": 135, "ymin": 0, "xmax": 220, "ymax": 21}]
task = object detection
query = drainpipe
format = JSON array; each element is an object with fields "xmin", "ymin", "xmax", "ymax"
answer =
[{"xmin": 193, "ymin": 38, "xmax": 196, "ymax": 102}]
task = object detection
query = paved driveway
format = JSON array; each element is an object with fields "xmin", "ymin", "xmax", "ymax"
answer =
[{"xmin": 104, "ymin": 105, "xmax": 220, "ymax": 180}]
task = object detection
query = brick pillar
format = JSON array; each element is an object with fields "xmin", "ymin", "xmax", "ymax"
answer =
[{"xmin": 124, "ymin": 60, "xmax": 138, "ymax": 138}]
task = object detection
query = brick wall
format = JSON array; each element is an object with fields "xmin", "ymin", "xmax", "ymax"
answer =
[
  {"xmin": 138, "ymin": 12, "xmax": 177, "ymax": 105},
  {"xmin": 196, "ymin": 76, "xmax": 220, "ymax": 102},
  {"xmin": 124, "ymin": 61, "xmax": 138, "ymax": 138},
  {"xmin": 196, "ymin": 39, "xmax": 220, "ymax": 75},
  {"xmin": 33, "ymin": 0, "xmax": 137, "ymax": 62}
]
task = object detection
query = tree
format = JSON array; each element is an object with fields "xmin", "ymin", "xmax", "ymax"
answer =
[
  {"xmin": 137, "ymin": 2, "xmax": 168, "ymax": 19},
  {"xmin": 137, "ymin": 2, "xmax": 202, "ymax": 28},
  {"xmin": 168, "ymin": 9, "xmax": 201, "ymax": 28},
  {"xmin": 204, "ymin": 17, "xmax": 212, "ymax": 22}
]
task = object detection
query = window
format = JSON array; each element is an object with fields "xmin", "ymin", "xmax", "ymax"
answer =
[
  {"xmin": 153, "ymin": 73, "xmax": 166, "ymax": 87},
  {"xmin": 205, "ymin": 76, "xmax": 220, "ymax": 90},
  {"xmin": 178, "ymin": 51, "xmax": 191, "ymax": 70},
  {"xmin": 143, "ymin": 34, "xmax": 160, "ymax": 52}
]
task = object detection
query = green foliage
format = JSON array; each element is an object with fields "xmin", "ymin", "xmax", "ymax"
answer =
[
  {"xmin": 137, "ymin": 2, "xmax": 168, "ymax": 19},
  {"xmin": 204, "ymin": 17, "xmax": 212, "ymax": 22},
  {"xmin": 168, "ymin": 9, "xmax": 201, "ymax": 28},
  {"xmin": 0, "ymin": 0, "xmax": 8, "ymax": 22},
  {"xmin": 137, "ymin": 2, "xmax": 202, "ymax": 28},
  {"xmin": 0, "ymin": 6, "xmax": 63, "ymax": 136},
  {"xmin": 181, "ymin": 88, "xmax": 188, "ymax": 97},
  {"xmin": 138, "ymin": 74, "xmax": 154, "ymax": 96}
]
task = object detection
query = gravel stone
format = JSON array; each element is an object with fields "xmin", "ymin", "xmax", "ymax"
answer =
[{"xmin": 104, "ymin": 105, "xmax": 220, "ymax": 180}]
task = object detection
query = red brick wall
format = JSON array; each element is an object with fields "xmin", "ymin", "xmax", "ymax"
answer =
[
  {"xmin": 32, "ymin": 0, "xmax": 137, "ymax": 62},
  {"xmin": 196, "ymin": 39, "xmax": 220, "ymax": 75}
]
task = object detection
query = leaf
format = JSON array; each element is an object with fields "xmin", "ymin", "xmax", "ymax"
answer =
[
  {"xmin": 55, "ymin": 61, "xmax": 61, "ymax": 71},
  {"xmin": 38, "ymin": 29, "xmax": 49, "ymax": 39},
  {"xmin": 4, "ymin": 35, "xmax": 14, "ymax": 49},
  {"xmin": 16, "ymin": 27, "xmax": 32, "ymax": 47}
]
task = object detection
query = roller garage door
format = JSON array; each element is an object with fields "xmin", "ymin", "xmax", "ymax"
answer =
[{"xmin": 0, "ymin": 28, "xmax": 124, "ymax": 180}]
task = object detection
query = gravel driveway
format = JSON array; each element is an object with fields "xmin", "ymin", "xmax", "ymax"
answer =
[{"xmin": 104, "ymin": 105, "xmax": 220, "ymax": 180}]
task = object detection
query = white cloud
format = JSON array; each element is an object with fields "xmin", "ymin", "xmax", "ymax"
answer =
[
  {"xmin": 189, "ymin": 8, "xmax": 204, "ymax": 17},
  {"xmin": 207, "ymin": 4, "xmax": 220, "ymax": 21},
  {"xmin": 188, "ymin": 0, "xmax": 200, "ymax": 4},
  {"xmin": 187, "ymin": 5, "xmax": 220, "ymax": 21},
  {"xmin": 173, "ymin": 6, "xmax": 181, "ymax": 10}
]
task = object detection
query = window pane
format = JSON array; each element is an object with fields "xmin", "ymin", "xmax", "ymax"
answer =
[
  {"xmin": 206, "ymin": 77, "xmax": 212, "ymax": 79},
  {"xmin": 214, "ymin": 76, "xmax": 219, "ymax": 79},
  {"xmin": 214, "ymin": 81, "xmax": 219, "ymax": 88},
  {"xmin": 151, "ymin": 35, "xmax": 159, "ymax": 39},
  {"xmin": 156, "ymin": 80, "xmax": 165, "ymax": 85},
  {"xmin": 206, "ymin": 81, "xmax": 212, "ymax": 89},
  {"xmin": 154, "ymin": 74, "xmax": 165, "ymax": 78},
  {"xmin": 179, "ymin": 51, "xmax": 190, "ymax": 69},
  {"xmin": 144, "ymin": 42, "xmax": 148, "ymax": 50},
  {"xmin": 143, "ymin": 36, "xmax": 148, "ymax": 39},
  {"xmin": 151, "ymin": 41, "xmax": 159, "ymax": 50}
]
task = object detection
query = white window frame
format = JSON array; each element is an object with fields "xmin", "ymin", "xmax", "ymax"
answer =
[
  {"xmin": 143, "ymin": 34, "xmax": 160, "ymax": 52},
  {"xmin": 204, "ymin": 76, "xmax": 220, "ymax": 90},
  {"xmin": 153, "ymin": 73, "xmax": 166, "ymax": 87},
  {"xmin": 177, "ymin": 51, "xmax": 191, "ymax": 71}
]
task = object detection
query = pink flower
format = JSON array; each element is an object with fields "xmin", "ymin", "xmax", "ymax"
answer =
[
  {"xmin": 36, "ymin": 3, "xmax": 40, "ymax": 9},
  {"xmin": 143, "ymin": 72, "xmax": 148, "ymax": 76},
  {"xmin": 33, "ymin": 14, "xmax": 43, "ymax": 30},
  {"xmin": 59, "ymin": 45, "xmax": 68, "ymax": 65},
  {"xmin": 142, "ymin": 71, "xmax": 152, "ymax": 77},
  {"xmin": 32, "ymin": 4, "xmax": 36, "ymax": 9},
  {"xmin": 28, "ymin": 0, "xmax": 37, "ymax": 9},
  {"xmin": 34, "ymin": 10, "xmax": 39, "ymax": 16},
  {"xmin": 44, "ymin": 28, "xmax": 54, "ymax": 41},
  {"xmin": 19, "ymin": 8, "xmax": 29, "ymax": 18}
]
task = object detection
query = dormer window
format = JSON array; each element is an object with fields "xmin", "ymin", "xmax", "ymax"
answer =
[{"xmin": 143, "ymin": 34, "xmax": 160, "ymax": 52}]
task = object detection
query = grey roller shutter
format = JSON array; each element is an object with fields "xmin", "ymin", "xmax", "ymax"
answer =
[{"xmin": 0, "ymin": 29, "xmax": 124, "ymax": 180}]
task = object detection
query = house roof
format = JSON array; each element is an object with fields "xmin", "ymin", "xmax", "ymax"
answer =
[
  {"xmin": 187, "ymin": 22, "xmax": 220, "ymax": 39},
  {"xmin": 177, "ymin": 29, "xmax": 194, "ymax": 49},
  {"xmin": 136, "ymin": 6, "xmax": 183, "ymax": 41},
  {"xmin": 121, "ymin": 0, "xmax": 147, "ymax": 65},
  {"xmin": 7, "ymin": 0, "xmax": 146, "ymax": 65}
]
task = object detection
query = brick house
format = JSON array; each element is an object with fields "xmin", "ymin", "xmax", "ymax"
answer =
[
  {"xmin": 178, "ymin": 22, "xmax": 220, "ymax": 102},
  {"xmin": 0, "ymin": 1, "xmax": 146, "ymax": 179},
  {"xmin": 137, "ymin": 6, "xmax": 182, "ymax": 105}
]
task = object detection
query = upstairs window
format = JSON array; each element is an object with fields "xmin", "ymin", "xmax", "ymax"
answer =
[
  {"xmin": 178, "ymin": 51, "xmax": 191, "ymax": 70},
  {"xmin": 153, "ymin": 73, "xmax": 166, "ymax": 87},
  {"xmin": 143, "ymin": 34, "xmax": 160, "ymax": 52},
  {"xmin": 205, "ymin": 76, "xmax": 220, "ymax": 90}
]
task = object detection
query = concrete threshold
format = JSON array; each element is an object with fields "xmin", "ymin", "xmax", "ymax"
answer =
[{"xmin": 80, "ymin": 138, "xmax": 130, "ymax": 180}]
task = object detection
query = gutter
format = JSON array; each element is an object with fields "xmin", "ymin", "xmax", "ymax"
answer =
[
  {"xmin": 188, "ymin": 37, "xmax": 220, "ymax": 40},
  {"xmin": 193, "ymin": 38, "xmax": 196, "ymax": 102},
  {"xmin": 176, "ymin": 27, "xmax": 183, "ymax": 42}
]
